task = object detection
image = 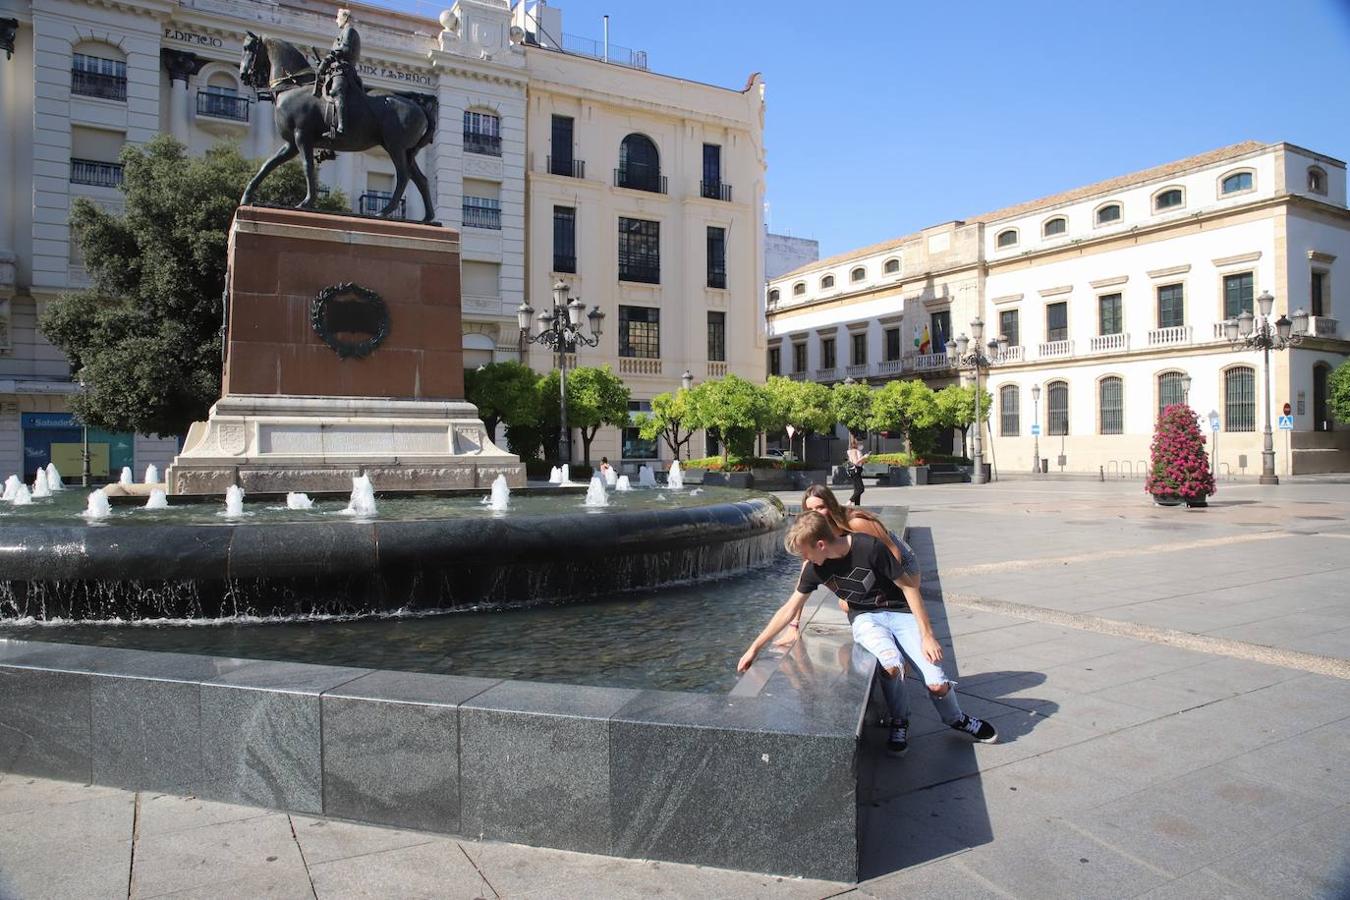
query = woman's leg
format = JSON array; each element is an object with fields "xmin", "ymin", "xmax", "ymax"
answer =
[{"xmin": 849, "ymin": 468, "xmax": 865, "ymax": 505}]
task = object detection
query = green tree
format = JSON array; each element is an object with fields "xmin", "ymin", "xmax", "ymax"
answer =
[
  {"xmin": 934, "ymin": 383, "xmax": 993, "ymax": 452},
  {"xmin": 1330, "ymin": 360, "xmax": 1350, "ymax": 424},
  {"xmin": 830, "ymin": 380, "xmax": 874, "ymax": 437},
  {"xmin": 634, "ymin": 387, "xmax": 694, "ymax": 458},
  {"xmin": 870, "ymin": 379, "xmax": 938, "ymax": 451},
  {"xmin": 762, "ymin": 376, "xmax": 834, "ymax": 457},
  {"xmin": 564, "ymin": 365, "xmax": 632, "ymax": 466},
  {"xmin": 464, "ymin": 361, "xmax": 540, "ymax": 437},
  {"xmin": 685, "ymin": 375, "xmax": 767, "ymax": 464},
  {"xmin": 39, "ymin": 135, "xmax": 346, "ymax": 437}
]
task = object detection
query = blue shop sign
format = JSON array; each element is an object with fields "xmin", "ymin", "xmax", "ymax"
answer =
[{"xmin": 21, "ymin": 412, "xmax": 79, "ymax": 429}]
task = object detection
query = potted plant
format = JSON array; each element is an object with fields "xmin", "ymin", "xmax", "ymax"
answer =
[{"xmin": 1146, "ymin": 403, "xmax": 1215, "ymax": 507}]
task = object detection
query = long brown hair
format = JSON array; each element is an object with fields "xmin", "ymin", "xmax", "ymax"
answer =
[{"xmin": 801, "ymin": 483, "xmax": 892, "ymax": 538}]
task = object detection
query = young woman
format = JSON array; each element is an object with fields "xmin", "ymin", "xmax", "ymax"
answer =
[{"xmin": 846, "ymin": 434, "xmax": 869, "ymax": 505}]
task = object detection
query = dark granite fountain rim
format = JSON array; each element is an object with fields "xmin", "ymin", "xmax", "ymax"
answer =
[{"xmin": 96, "ymin": 483, "xmax": 595, "ymax": 507}]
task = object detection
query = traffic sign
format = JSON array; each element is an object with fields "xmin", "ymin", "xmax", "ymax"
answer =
[
  {"xmin": 1283, "ymin": 402, "xmax": 1292, "ymax": 416},
  {"xmin": 1278, "ymin": 415, "xmax": 1294, "ymax": 431},
  {"xmin": 1030, "ymin": 424, "xmax": 1041, "ymax": 436}
]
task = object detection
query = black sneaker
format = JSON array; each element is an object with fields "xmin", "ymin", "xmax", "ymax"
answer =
[
  {"xmin": 951, "ymin": 714, "xmax": 998, "ymax": 743},
  {"xmin": 886, "ymin": 720, "xmax": 909, "ymax": 757}
]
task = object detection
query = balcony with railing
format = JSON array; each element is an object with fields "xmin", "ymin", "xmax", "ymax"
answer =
[
  {"xmin": 547, "ymin": 156, "xmax": 585, "ymax": 179},
  {"xmin": 993, "ymin": 345, "xmax": 1025, "ymax": 364},
  {"xmin": 788, "ymin": 371, "xmax": 808, "ymax": 381},
  {"xmin": 71, "ymin": 70, "xmax": 126, "ymax": 101},
  {"xmin": 1211, "ymin": 322, "xmax": 1229, "ymax": 341},
  {"xmin": 196, "ymin": 91, "xmax": 249, "ymax": 122},
  {"xmin": 707, "ymin": 266, "xmax": 726, "ymax": 290},
  {"xmin": 552, "ymin": 255, "xmax": 576, "ymax": 274},
  {"xmin": 1310, "ymin": 316, "xmax": 1339, "ymax": 337},
  {"xmin": 912, "ymin": 353, "xmax": 950, "ymax": 372},
  {"xmin": 358, "ymin": 191, "xmax": 406, "ymax": 219},
  {"xmin": 814, "ymin": 367, "xmax": 838, "ymax": 382},
  {"xmin": 1037, "ymin": 339, "xmax": 1074, "ymax": 359},
  {"xmin": 462, "ymin": 202, "xmax": 502, "ymax": 230},
  {"xmin": 619, "ymin": 357, "xmax": 662, "ymax": 376},
  {"xmin": 560, "ymin": 33, "xmax": 649, "ymax": 70},
  {"xmin": 1147, "ymin": 325, "xmax": 1192, "ymax": 346},
  {"xmin": 846, "ymin": 363, "xmax": 871, "ymax": 379},
  {"xmin": 700, "ymin": 180, "xmax": 733, "ymax": 202},
  {"xmin": 614, "ymin": 167, "xmax": 667, "ymax": 194},
  {"xmin": 70, "ymin": 159, "xmax": 124, "ymax": 188},
  {"xmin": 463, "ymin": 131, "xmax": 502, "ymax": 156},
  {"xmin": 876, "ymin": 359, "xmax": 904, "ymax": 376},
  {"xmin": 706, "ymin": 361, "xmax": 727, "ymax": 378},
  {"xmin": 1089, "ymin": 333, "xmax": 1129, "ymax": 353}
]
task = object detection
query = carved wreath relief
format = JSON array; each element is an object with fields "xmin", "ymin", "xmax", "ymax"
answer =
[{"xmin": 311, "ymin": 282, "xmax": 390, "ymax": 358}]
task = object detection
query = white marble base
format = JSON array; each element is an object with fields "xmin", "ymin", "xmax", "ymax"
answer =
[{"xmin": 166, "ymin": 395, "xmax": 524, "ymax": 495}]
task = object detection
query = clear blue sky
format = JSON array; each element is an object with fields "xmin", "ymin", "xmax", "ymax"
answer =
[{"xmin": 384, "ymin": 0, "xmax": 1350, "ymax": 257}]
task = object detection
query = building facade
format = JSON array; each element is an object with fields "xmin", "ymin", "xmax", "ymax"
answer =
[
  {"xmin": 766, "ymin": 142, "xmax": 1350, "ymax": 476},
  {"xmin": 0, "ymin": 0, "xmax": 765, "ymax": 480},
  {"xmin": 764, "ymin": 230, "xmax": 817, "ymax": 280}
]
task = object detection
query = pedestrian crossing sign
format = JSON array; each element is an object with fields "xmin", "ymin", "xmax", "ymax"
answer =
[{"xmin": 1277, "ymin": 415, "xmax": 1294, "ymax": 430}]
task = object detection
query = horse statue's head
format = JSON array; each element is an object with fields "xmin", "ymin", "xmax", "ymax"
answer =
[{"xmin": 240, "ymin": 31, "xmax": 267, "ymax": 88}]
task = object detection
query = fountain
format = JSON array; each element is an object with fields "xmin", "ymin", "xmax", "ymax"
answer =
[
  {"xmin": 561, "ymin": 463, "xmax": 571, "ymax": 484},
  {"xmin": 667, "ymin": 460, "xmax": 684, "ymax": 491},
  {"xmin": 604, "ymin": 467, "xmax": 618, "ymax": 487},
  {"xmin": 10, "ymin": 484, "xmax": 32, "ymax": 505},
  {"xmin": 615, "ymin": 475, "xmax": 632, "ymax": 492},
  {"xmin": 343, "ymin": 474, "xmax": 378, "ymax": 517},
  {"xmin": 549, "ymin": 466, "xmax": 563, "ymax": 484},
  {"xmin": 286, "ymin": 492, "xmax": 314, "ymax": 510},
  {"xmin": 485, "ymin": 474, "xmax": 511, "ymax": 511},
  {"xmin": 82, "ymin": 489, "xmax": 110, "ymax": 520},
  {"xmin": 583, "ymin": 475, "xmax": 609, "ymax": 508},
  {"xmin": 144, "ymin": 464, "xmax": 160, "ymax": 484},
  {"xmin": 31, "ymin": 469, "xmax": 52, "ymax": 498},
  {"xmin": 224, "ymin": 485, "xmax": 245, "ymax": 518},
  {"xmin": 145, "ymin": 489, "xmax": 169, "ymax": 509},
  {"xmin": 2, "ymin": 475, "xmax": 18, "ymax": 501},
  {"xmin": 637, "ymin": 465, "xmax": 657, "ymax": 488},
  {"xmin": 119, "ymin": 467, "xmax": 133, "ymax": 486},
  {"xmin": 46, "ymin": 463, "xmax": 64, "ymax": 490}
]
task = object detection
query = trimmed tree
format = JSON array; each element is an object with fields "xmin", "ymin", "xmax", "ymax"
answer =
[
  {"xmin": 39, "ymin": 135, "xmax": 346, "ymax": 437},
  {"xmin": 935, "ymin": 383, "xmax": 993, "ymax": 457},
  {"xmin": 762, "ymin": 376, "xmax": 834, "ymax": 459},
  {"xmin": 685, "ymin": 375, "xmax": 767, "ymax": 465},
  {"xmin": 829, "ymin": 379, "xmax": 874, "ymax": 438},
  {"xmin": 869, "ymin": 379, "xmax": 938, "ymax": 453},
  {"xmin": 634, "ymin": 387, "xmax": 695, "ymax": 459},
  {"xmin": 464, "ymin": 361, "xmax": 540, "ymax": 438},
  {"xmin": 1146, "ymin": 403, "xmax": 1215, "ymax": 505},
  {"xmin": 1330, "ymin": 359, "xmax": 1350, "ymax": 424},
  {"xmin": 564, "ymin": 365, "xmax": 632, "ymax": 466}
]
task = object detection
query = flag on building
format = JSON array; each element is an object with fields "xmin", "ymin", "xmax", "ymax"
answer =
[
  {"xmin": 913, "ymin": 322, "xmax": 921, "ymax": 349},
  {"xmin": 920, "ymin": 325, "xmax": 931, "ymax": 354}
]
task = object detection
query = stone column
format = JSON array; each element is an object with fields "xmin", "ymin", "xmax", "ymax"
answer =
[{"xmin": 161, "ymin": 50, "xmax": 203, "ymax": 145}]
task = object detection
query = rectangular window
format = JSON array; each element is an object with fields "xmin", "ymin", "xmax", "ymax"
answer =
[
  {"xmin": 550, "ymin": 115, "xmax": 574, "ymax": 174},
  {"xmin": 793, "ymin": 342, "xmax": 807, "ymax": 373},
  {"xmin": 930, "ymin": 311, "xmax": 952, "ymax": 349},
  {"xmin": 618, "ymin": 306, "xmax": 660, "ymax": 359},
  {"xmin": 702, "ymin": 143, "xmax": 722, "ymax": 186},
  {"xmin": 463, "ymin": 111, "xmax": 502, "ymax": 156},
  {"xmin": 885, "ymin": 327, "xmax": 901, "ymax": 361},
  {"xmin": 462, "ymin": 196, "xmax": 502, "ymax": 230},
  {"xmin": 851, "ymin": 332, "xmax": 867, "ymax": 366},
  {"xmin": 706, "ymin": 226, "xmax": 727, "ymax": 289},
  {"xmin": 618, "ymin": 217, "xmax": 660, "ymax": 284},
  {"xmin": 999, "ymin": 309, "xmax": 1020, "ymax": 347},
  {"xmin": 552, "ymin": 206, "xmax": 576, "ymax": 273},
  {"xmin": 1100, "ymin": 377, "xmax": 1123, "ymax": 434},
  {"xmin": 1046, "ymin": 302, "xmax": 1068, "ymax": 342},
  {"xmin": 71, "ymin": 53, "xmax": 127, "ymax": 101},
  {"xmin": 1311, "ymin": 270, "xmax": 1326, "ymax": 318},
  {"xmin": 1048, "ymin": 382, "xmax": 1069, "ymax": 435},
  {"xmin": 1223, "ymin": 273, "xmax": 1253, "ymax": 320},
  {"xmin": 707, "ymin": 311, "xmax": 725, "ymax": 362},
  {"xmin": 768, "ymin": 346, "xmax": 781, "ymax": 375},
  {"xmin": 1157, "ymin": 283, "xmax": 1184, "ymax": 328},
  {"xmin": 1098, "ymin": 293, "xmax": 1122, "ymax": 335},
  {"xmin": 623, "ymin": 400, "xmax": 658, "ymax": 460},
  {"xmin": 1225, "ymin": 367, "xmax": 1256, "ymax": 432},
  {"xmin": 1000, "ymin": 386, "xmax": 1020, "ymax": 436},
  {"xmin": 822, "ymin": 337, "xmax": 836, "ymax": 370}
]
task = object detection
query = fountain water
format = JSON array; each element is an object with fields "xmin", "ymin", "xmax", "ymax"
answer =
[
  {"xmin": 486, "ymin": 474, "xmax": 511, "ymax": 512},
  {"xmin": 11, "ymin": 485, "xmax": 32, "ymax": 506},
  {"xmin": 144, "ymin": 464, "xmax": 160, "ymax": 484},
  {"xmin": 583, "ymin": 475, "xmax": 609, "ymax": 508},
  {"xmin": 45, "ymin": 464, "xmax": 64, "ymax": 491},
  {"xmin": 119, "ymin": 467, "xmax": 133, "ymax": 486},
  {"xmin": 286, "ymin": 492, "xmax": 314, "ymax": 510},
  {"xmin": 668, "ymin": 460, "xmax": 684, "ymax": 490},
  {"xmin": 615, "ymin": 475, "xmax": 632, "ymax": 492},
  {"xmin": 604, "ymin": 467, "xmax": 618, "ymax": 487},
  {"xmin": 145, "ymin": 489, "xmax": 169, "ymax": 509},
  {"xmin": 637, "ymin": 465, "xmax": 657, "ymax": 488},
  {"xmin": 343, "ymin": 474, "xmax": 378, "ymax": 517},
  {"xmin": 224, "ymin": 485, "xmax": 245, "ymax": 518},
  {"xmin": 82, "ymin": 489, "xmax": 110, "ymax": 520},
  {"xmin": 31, "ymin": 470, "xmax": 52, "ymax": 499},
  {"xmin": 2, "ymin": 475, "xmax": 18, "ymax": 501},
  {"xmin": 549, "ymin": 466, "xmax": 563, "ymax": 484},
  {"xmin": 561, "ymin": 463, "xmax": 571, "ymax": 484}
]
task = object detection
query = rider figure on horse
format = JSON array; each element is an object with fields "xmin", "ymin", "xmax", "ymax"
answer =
[{"xmin": 315, "ymin": 8, "xmax": 362, "ymax": 141}]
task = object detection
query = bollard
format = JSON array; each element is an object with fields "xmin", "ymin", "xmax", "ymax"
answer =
[{"xmin": 1099, "ymin": 466, "xmax": 1105, "ymax": 482}]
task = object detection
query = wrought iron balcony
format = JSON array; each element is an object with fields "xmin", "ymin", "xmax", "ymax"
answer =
[
  {"xmin": 552, "ymin": 254, "xmax": 576, "ymax": 274},
  {"xmin": 614, "ymin": 167, "xmax": 667, "ymax": 194},
  {"xmin": 700, "ymin": 180, "xmax": 732, "ymax": 202},
  {"xmin": 197, "ymin": 91, "xmax": 249, "ymax": 122},
  {"xmin": 463, "ymin": 131, "xmax": 502, "ymax": 156},
  {"xmin": 707, "ymin": 267, "xmax": 726, "ymax": 290},
  {"xmin": 358, "ymin": 191, "xmax": 406, "ymax": 219},
  {"xmin": 462, "ymin": 203, "xmax": 501, "ymax": 230},
  {"xmin": 70, "ymin": 159, "xmax": 124, "ymax": 188},
  {"xmin": 547, "ymin": 156, "xmax": 585, "ymax": 179},
  {"xmin": 71, "ymin": 70, "xmax": 126, "ymax": 101}
]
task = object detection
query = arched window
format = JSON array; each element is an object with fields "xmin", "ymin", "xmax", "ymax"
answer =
[
  {"xmin": 72, "ymin": 41, "xmax": 127, "ymax": 102},
  {"xmin": 1308, "ymin": 166, "xmax": 1327, "ymax": 195},
  {"xmin": 1220, "ymin": 170, "xmax": 1253, "ymax": 195},
  {"xmin": 792, "ymin": 282, "xmax": 806, "ymax": 297},
  {"xmin": 200, "ymin": 70, "xmax": 246, "ymax": 120},
  {"xmin": 821, "ymin": 275, "xmax": 835, "ymax": 289},
  {"xmin": 1096, "ymin": 203, "xmax": 1122, "ymax": 225},
  {"xmin": 1047, "ymin": 381, "xmax": 1069, "ymax": 435},
  {"xmin": 1154, "ymin": 188, "xmax": 1184, "ymax": 211},
  {"xmin": 1158, "ymin": 371, "xmax": 1187, "ymax": 416},
  {"xmin": 999, "ymin": 385, "xmax": 1019, "ymax": 436},
  {"xmin": 850, "ymin": 266, "xmax": 866, "ymax": 283},
  {"xmin": 768, "ymin": 289, "xmax": 780, "ymax": 303},
  {"xmin": 618, "ymin": 133, "xmax": 661, "ymax": 192},
  {"xmin": 1099, "ymin": 377, "xmax": 1123, "ymax": 434},
  {"xmin": 996, "ymin": 228, "xmax": 1018, "ymax": 248},
  {"xmin": 883, "ymin": 258, "xmax": 900, "ymax": 275},
  {"xmin": 1043, "ymin": 217, "xmax": 1067, "ymax": 238},
  {"xmin": 1224, "ymin": 366, "xmax": 1256, "ymax": 432}
]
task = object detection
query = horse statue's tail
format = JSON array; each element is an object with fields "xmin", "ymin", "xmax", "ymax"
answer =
[{"xmin": 397, "ymin": 92, "xmax": 438, "ymax": 151}]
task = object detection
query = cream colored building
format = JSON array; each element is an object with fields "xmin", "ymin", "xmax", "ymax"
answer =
[
  {"xmin": 0, "ymin": 0, "xmax": 765, "ymax": 479},
  {"xmin": 767, "ymin": 141, "xmax": 1350, "ymax": 476}
]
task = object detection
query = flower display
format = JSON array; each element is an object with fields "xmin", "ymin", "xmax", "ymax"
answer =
[{"xmin": 1145, "ymin": 403, "xmax": 1216, "ymax": 503}]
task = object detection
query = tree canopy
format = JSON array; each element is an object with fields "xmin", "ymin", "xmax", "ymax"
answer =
[
  {"xmin": 562, "ymin": 365, "xmax": 631, "ymax": 465},
  {"xmin": 1330, "ymin": 360, "xmax": 1350, "ymax": 425},
  {"xmin": 39, "ymin": 135, "xmax": 346, "ymax": 437},
  {"xmin": 830, "ymin": 380, "xmax": 874, "ymax": 437},
  {"xmin": 869, "ymin": 379, "xmax": 938, "ymax": 449},
  {"xmin": 685, "ymin": 374, "xmax": 767, "ymax": 462},
  {"xmin": 464, "ymin": 361, "xmax": 540, "ymax": 437},
  {"xmin": 635, "ymin": 387, "xmax": 695, "ymax": 458},
  {"xmin": 934, "ymin": 383, "xmax": 993, "ymax": 444}
]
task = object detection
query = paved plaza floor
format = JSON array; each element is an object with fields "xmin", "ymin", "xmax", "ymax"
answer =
[{"xmin": 1, "ymin": 477, "xmax": 1347, "ymax": 899}]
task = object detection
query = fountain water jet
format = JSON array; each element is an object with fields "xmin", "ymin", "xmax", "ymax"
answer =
[
  {"xmin": 144, "ymin": 464, "xmax": 160, "ymax": 484},
  {"xmin": 343, "ymin": 475, "xmax": 377, "ymax": 517},
  {"xmin": 145, "ymin": 489, "xmax": 169, "ymax": 509},
  {"xmin": 224, "ymin": 485, "xmax": 245, "ymax": 518},
  {"xmin": 2, "ymin": 475, "xmax": 19, "ymax": 501},
  {"xmin": 82, "ymin": 489, "xmax": 110, "ymax": 520},
  {"xmin": 604, "ymin": 467, "xmax": 618, "ymax": 487},
  {"xmin": 668, "ymin": 461, "xmax": 684, "ymax": 491},
  {"xmin": 31, "ymin": 470, "xmax": 52, "ymax": 499},
  {"xmin": 637, "ymin": 465, "xmax": 657, "ymax": 488},
  {"xmin": 286, "ymin": 492, "xmax": 314, "ymax": 510},
  {"xmin": 615, "ymin": 475, "xmax": 632, "ymax": 492},
  {"xmin": 560, "ymin": 463, "xmax": 571, "ymax": 484},
  {"xmin": 549, "ymin": 466, "xmax": 563, "ymax": 484},
  {"xmin": 11, "ymin": 485, "xmax": 32, "ymax": 506},
  {"xmin": 583, "ymin": 475, "xmax": 609, "ymax": 508},
  {"xmin": 45, "ymin": 463, "xmax": 64, "ymax": 491},
  {"xmin": 486, "ymin": 474, "xmax": 511, "ymax": 511},
  {"xmin": 119, "ymin": 467, "xmax": 133, "ymax": 486}
]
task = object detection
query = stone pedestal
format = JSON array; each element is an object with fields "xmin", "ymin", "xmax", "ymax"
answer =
[{"xmin": 168, "ymin": 207, "xmax": 522, "ymax": 494}]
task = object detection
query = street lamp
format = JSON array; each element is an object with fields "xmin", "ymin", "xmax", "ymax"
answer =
[
  {"xmin": 517, "ymin": 280, "xmax": 604, "ymax": 464},
  {"xmin": 1031, "ymin": 383, "xmax": 1042, "ymax": 474},
  {"xmin": 681, "ymin": 369, "xmax": 694, "ymax": 391},
  {"xmin": 1224, "ymin": 290, "xmax": 1306, "ymax": 484},
  {"xmin": 945, "ymin": 317, "xmax": 1007, "ymax": 485}
]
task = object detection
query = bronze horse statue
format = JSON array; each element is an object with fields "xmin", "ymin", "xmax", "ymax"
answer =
[{"xmin": 239, "ymin": 33, "xmax": 437, "ymax": 223}]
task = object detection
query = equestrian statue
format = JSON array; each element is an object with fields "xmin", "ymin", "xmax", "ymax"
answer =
[{"xmin": 238, "ymin": 9, "xmax": 438, "ymax": 223}]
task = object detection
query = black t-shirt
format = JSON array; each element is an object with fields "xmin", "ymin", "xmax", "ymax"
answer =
[{"xmin": 795, "ymin": 533, "xmax": 910, "ymax": 613}]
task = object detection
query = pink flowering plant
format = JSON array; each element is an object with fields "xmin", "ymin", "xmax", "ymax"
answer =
[{"xmin": 1145, "ymin": 403, "xmax": 1216, "ymax": 501}]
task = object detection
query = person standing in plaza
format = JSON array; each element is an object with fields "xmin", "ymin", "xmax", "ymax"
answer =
[{"xmin": 846, "ymin": 433, "xmax": 869, "ymax": 505}]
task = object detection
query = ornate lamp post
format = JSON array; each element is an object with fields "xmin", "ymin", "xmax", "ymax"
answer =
[
  {"xmin": 680, "ymin": 369, "xmax": 693, "ymax": 459},
  {"xmin": 1224, "ymin": 290, "xmax": 1306, "ymax": 485},
  {"xmin": 517, "ymin": 280, "xmax": 604, "ymax": 464},
  {"xmin": 945, "ymin": 317, "xmax": 1007, "ymax": 485},
  {"xmin": 1031, "ymin": 383, "xmax": 1042, "ymax": 475}
]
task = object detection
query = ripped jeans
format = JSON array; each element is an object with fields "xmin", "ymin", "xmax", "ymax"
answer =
[{"xmin": 851, "ymin": 609, "xmax": 964, "ymax": 725}]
